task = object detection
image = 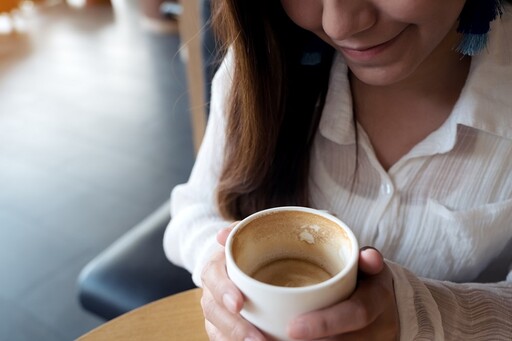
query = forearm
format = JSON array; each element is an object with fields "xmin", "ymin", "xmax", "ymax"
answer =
[
  {"xmin": 163, "ymin": 50, "xmax": 234, "ymax": 286},
  {"xmin": 425, "ymin": 279, "xmax": 512, "ymax": 340},
  {"xmin": 164, "ymin": 197, "xmax": 231, "ymax": 286},
  {"xmin": 389, "ymin": 262, "xmax": 512, "ymax": 340}
]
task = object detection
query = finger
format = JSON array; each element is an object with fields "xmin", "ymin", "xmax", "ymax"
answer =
[
  {"xmin": 288, "ymin": 294, "xmax": 378, "ymax": 339},
  {"xmin": 288, "ymin": 273, "xmax": 390, "ymax": 339},
  {"xmin": 216, "ymin": 222, "xmax": 239, "ymax": 246},
  {"xmin": 296, "ymin": 265, "xmax": 397, "ymax": 341},
  {"xmin": 313, "ymin": 305, "xmax": 399, "ymax": 341},
  {"xmin": 201, "ymin": 250, "xmax": 243, "ymax": 314},
  {"xmin": 314, "ymin": 318, "xmax": 397, "ymax": 341},
  {"xmin": 204, "ymin": 319, "xmax": 229, "ymax": 341},
  {"xmin": 202, "ymin": 287, "xmax": 266, "ymax": 341},
  {"xmin": 358, "ymin": 247, "xmax": 384, "ymax": 275}
]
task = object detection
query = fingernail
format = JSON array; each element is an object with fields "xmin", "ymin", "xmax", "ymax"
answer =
[
  {"xmin": 361, "ymin": 246, "xmax": 374, "ymax": 251},
  {"xmin": 222, "ymin": 293, "xmax": 238, "ymax": 313}
]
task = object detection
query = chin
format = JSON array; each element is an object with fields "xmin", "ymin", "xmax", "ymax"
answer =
[{"xmin": 349, "ymin": 62, "xmax": 418, "ymax": 87}]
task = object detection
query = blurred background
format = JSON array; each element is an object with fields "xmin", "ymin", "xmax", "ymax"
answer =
[{"xmin": 0, "ymin": 0, "xmax": 201, "ymax": 339}]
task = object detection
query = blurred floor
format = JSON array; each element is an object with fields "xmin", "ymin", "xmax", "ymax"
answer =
[{"xmin": 0, "ymin": 1, "xmax": 195, "ymax": 340}]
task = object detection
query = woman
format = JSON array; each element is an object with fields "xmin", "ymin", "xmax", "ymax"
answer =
[{"xmin": 164, "ymin": 0, "xmax": 512, "ymax": 339}]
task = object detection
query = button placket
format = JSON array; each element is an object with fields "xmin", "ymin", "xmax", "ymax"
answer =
[
  {"xmin": 374, "ymin": 178, "xmax": 394, "ymax": 216},
  {"xmin": 382, "ymin": 183, "xmax": 393, "ymax": 195}
]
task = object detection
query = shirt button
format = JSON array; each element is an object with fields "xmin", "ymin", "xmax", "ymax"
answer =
[{"xmin": 382, "ymin": 183, "xmax": 392, "ymax": 195}]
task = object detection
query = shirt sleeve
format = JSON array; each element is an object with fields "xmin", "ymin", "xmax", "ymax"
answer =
[
  {"xmin": 388, "ymin": 262, "xmax": 512, "ymax": 340},
  {"xmin": 163, "ymin": 51, "xmax": 235, "ymax": 287}
]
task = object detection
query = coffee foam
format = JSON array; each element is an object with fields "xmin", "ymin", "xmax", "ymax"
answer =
[{"xmin": 231, "ymin": 210, "xmax": 351, "ymax": 286}]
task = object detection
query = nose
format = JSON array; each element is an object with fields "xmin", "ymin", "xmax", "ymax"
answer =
[{"xmin": 322, "ymin": 0, "xmax": 376, "ymax": 41}]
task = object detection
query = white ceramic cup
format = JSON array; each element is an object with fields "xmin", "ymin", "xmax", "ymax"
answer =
[{"xmin": 225, "ymin": 206, "xmax": 359, "ymax": 341}]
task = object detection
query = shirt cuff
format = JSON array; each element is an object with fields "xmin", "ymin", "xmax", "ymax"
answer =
[{"xmin": 386, "ymin": 260, "xmax": 444, "ymax": 340}]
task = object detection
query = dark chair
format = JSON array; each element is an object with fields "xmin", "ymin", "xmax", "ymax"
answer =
[{"xmin": 77, "ymin": 201, "xmax": 196, "ymax": 320}]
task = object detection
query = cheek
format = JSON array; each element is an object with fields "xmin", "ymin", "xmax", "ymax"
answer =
[
  {"xmin": 380, "ymin": 0, "xmax": 465, "ymax": 48},
  {"xmin": 385, "ymin": 0, "xmax": 465, "ymax": 26},
  {"xmin": 412, "ymin": 2, "xmax": 466, "ymax": 50},
  {"xmin": 280, "ymin": 0, "xmax": 323, "ymax": 32}
]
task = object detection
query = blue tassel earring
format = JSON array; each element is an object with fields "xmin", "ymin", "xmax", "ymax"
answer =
[{"xmin": 456, "ymin": 0, "xmax": 505, "ymax": 56}]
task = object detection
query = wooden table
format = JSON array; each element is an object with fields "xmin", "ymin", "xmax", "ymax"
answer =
[
  {"xmin": 0, "ymin": 0, "xmax": 21, "ymax": 13},
  {"xmin": 77, "ymin": 288, "xmax": 207, "ymax": 341}
]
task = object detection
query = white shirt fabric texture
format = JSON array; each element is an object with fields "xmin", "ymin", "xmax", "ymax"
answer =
[{"xmin": 164, "ymin": 7, "xmax": 512, "ymax": 340}]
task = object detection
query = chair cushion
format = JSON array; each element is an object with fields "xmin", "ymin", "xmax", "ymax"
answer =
[{"xmin": 78, "ymin": 201, "xmax": 196, "ymax": 320}]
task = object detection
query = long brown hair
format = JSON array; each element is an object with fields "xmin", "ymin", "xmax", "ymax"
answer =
[{"xmin": 212, "ymin": 0, "xmax": 335, "ymax": 220}]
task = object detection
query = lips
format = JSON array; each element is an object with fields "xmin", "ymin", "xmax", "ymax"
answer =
[
  {"xmin": 337, "ymin": 27, "xmax": 407, "ymax": 62},
  {"xmin": 344, "ymin": 39, "xmax": 392, "ymax": 52}
]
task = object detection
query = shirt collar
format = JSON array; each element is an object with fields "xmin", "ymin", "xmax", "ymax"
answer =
[
  {"xmin": 449, "ymin": 7, "xmax": 512, "ymax": 140},
  {"xmin": 318, "ymin": 53, "xmax": 355, "ymax": 145},
  {"xmin": 319, "ymin": 6, "xmax": 512, "ymax": 148}
]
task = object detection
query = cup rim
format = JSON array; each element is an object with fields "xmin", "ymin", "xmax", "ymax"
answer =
[{"xmin": 225, "ymin": 206, "xmax": 359, "ymax": 292}]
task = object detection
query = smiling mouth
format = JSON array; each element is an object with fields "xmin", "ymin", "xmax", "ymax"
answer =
[
  {"xmin": 344, "ymin": 39, "xmax": 392, "ymax": 52},
  {"xmin": 339, "ymin": 27, "xmax": 407, "ymax": 59}
]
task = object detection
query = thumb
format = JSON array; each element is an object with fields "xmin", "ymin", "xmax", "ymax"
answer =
[
  {"xmin": 358, "ymin": 246, "xmax": 384, "ymax": 276},
  {"xmin": 216, "ymin": 221, "xmax": 239, "ymax": 246}
]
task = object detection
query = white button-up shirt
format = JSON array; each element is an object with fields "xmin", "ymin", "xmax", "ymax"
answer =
[
  {"xmin": 312, "ymin": 48, "xmax": 512, "ymax": 284},
  {"xmin": 165, "ymin": 6, "xmax": 512, "ymax": 339}
]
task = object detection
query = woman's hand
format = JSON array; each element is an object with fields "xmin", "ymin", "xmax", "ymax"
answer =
[
  {"xmin": 287, "ymin": 247, "xmax": 400, "ymax": 341},
  {"xmin": 200, "ymin": 225, "xmax": 267, "ymax": 341},
  {"xmin": 201, "ymin": 229, "xmax": 399, "ymax": 341}
]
